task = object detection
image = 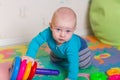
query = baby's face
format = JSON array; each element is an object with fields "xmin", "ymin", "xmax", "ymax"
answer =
[{"xmin": 50, "ymin": 16, "xmax": 76, "ymax": 45}]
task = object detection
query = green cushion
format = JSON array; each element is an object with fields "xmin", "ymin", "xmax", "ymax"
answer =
[{"xmin": 90, "ymin": 0, "xmax": 120, "ymax": 46}]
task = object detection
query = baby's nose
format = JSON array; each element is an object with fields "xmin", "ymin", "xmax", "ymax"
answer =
[{"xmin": 60, "ymin": 31, "xmax": 65, "ymax": 37}]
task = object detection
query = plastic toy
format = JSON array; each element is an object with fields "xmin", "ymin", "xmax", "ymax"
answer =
[
  {"xmin": 106, "ymin": 67, "xmax": 120, "ymax": 76},
  {"xmin": 90, "ymin": 72, "xmax": 107, "ymax": 80},
  {"xmin": 108, "ymin": 74, "xmax": 120, "ymax": 80},
  {"xmin": 9, "ymin": 56, "xmax": 60, "ymax": 80}
]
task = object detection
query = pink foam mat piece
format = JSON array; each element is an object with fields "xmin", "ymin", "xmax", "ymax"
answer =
[{"xmin": 0, "ymin": 62, "xmax": 12, "ymax": 80}]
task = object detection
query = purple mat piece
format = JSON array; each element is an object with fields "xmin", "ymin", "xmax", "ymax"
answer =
[{"xmin": 91, "ymin": 47, "xmax": 120, "ymax": 72}]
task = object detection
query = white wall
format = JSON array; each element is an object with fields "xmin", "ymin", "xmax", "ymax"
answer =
[{"xmin": 0, "ymin": 0, "xmax": 91, "ymax": 46}]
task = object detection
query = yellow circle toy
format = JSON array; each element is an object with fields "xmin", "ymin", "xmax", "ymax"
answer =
[
  {"xmin": 22, "ymin": 61, "xmax": 32, "ymax": 80},
  {"xmin": 106, "ymin": 67, "xmax": 120, "ymax": 76}
]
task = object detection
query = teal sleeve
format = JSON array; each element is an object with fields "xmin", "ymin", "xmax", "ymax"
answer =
[
  {"xmin": 67, "ymin": 50, "xmax": 79, "ymax": 80},
  {"xmin": 26, "ymin": 28, "xmax": 50, "ymax": 58},
  {"xmin": 65, "ymin": 35, "xmax": 81, "ymax": 80}
]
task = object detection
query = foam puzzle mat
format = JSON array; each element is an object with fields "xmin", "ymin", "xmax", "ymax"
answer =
[{"xmin": 0, "ymin": 36, "xmax": 120, "ymax": 80}]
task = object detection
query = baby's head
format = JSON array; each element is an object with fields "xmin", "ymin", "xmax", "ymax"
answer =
[
  {"xmin": 51, "ymin": 7, "xmax": 77, "ymax": 28},
  {"xmin": 50, "ymin": 7, "xmax": 77, "ymax": 45}
]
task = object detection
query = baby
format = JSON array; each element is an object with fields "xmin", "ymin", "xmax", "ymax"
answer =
[{"xmin": 23, "ymin": 7, "xmax": 92, "ymax": 80}]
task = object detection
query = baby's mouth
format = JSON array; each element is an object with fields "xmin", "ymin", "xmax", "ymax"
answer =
[{"xmin": 59, "ymin": 39, "xmax": 65, "ymax": 41}]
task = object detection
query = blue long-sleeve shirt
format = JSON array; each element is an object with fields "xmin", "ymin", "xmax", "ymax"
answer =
[{"xmin": 26, "ymin": 27, "xmax": 81, "ymax": 80}]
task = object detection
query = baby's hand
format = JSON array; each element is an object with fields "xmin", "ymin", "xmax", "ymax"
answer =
[{"xmin": 21, "ymin": 56, "xmax": 35, "ymax": 65}]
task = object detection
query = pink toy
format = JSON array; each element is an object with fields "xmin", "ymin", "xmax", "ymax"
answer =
[
  {"xmin": 108, "ymin": 75, "xmax": 120, "ymax": 80},
  {"xmin": 16, "ymin": 60, "xmax": 27, "ymax": 80}
]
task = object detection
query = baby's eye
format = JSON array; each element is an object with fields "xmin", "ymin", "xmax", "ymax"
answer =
[
  {"xmin": 56, "ymin": 28, "xmax": 61, "ymax": 31},
  {"xmin": 66, "ymin": 30, "xmax": 71, "ymax": 32}
]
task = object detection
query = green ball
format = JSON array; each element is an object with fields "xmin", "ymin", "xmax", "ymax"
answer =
[{"xmin": 90, "ymin": 72, "xmax": 107, "ymax": 80}]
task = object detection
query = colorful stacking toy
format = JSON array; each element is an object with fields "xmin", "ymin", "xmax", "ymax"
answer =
[
  {"xmin": 9, "ymin": 56, "xmax": 60, "ymax": 80},
  {"xmin": 106, "ymin": 67, "xmax": 120, "ymax": 80}
]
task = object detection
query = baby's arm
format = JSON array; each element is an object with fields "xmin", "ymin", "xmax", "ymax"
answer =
[
  {"xmin": 26, "ymin": 27, "xmax": 50, "ymax": 58},
  {"xmin": 66, "ymin": 50, "xmax": 79, "ymax": 80}
]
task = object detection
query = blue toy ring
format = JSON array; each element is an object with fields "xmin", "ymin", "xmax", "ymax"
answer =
[{"xmin": 10, "ymin": 56, "xmax": 21, "ymax": 80}]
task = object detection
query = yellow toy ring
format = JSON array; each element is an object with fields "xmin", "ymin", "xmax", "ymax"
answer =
[
  {"xmin": 22, "ymin": 61, "xmax": 32, "ymax": 80},
  {"xmin": 106, "ymin": 68, "xmax": 120, "ymax": 76}
]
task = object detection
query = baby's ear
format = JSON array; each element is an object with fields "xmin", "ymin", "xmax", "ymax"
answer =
[{"xmin": 49, "ymin": 22, "xmax": 53, "ymax": 30}]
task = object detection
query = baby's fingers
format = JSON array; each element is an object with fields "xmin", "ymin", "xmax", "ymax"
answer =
[{"xmin": 21, "ymin": 56, "xmax": 35, "ymax": 65}]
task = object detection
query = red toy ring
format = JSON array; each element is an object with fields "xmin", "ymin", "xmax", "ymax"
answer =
[{"xmin": 28, "ymin": 61, "xmax": 37, "ymax": 80}]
